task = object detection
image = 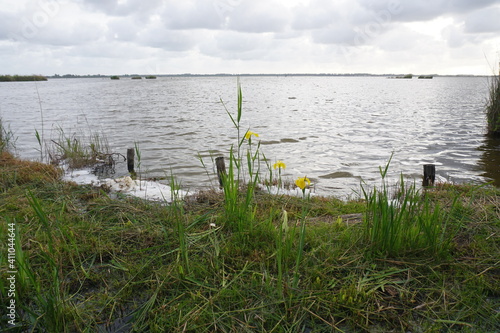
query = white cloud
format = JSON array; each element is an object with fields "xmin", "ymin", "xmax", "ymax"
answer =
[
  {"xmin": 311, "ymin": 25, "xmax": 359, "ymax": 45},
  {"xmin": 106, "ymin": 17, "xmax": 140, "ymax": 42}
]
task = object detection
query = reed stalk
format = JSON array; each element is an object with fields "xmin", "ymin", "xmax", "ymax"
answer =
[
  {"xmin": 168, "ymin": 173, "xmax": 190, "ymax": 277},
  {"xmin": 486, "ymin": 72, "xmax": 500, "ymax": 136},
  {"xmin": 34, "ymin": 80, "xmax": 45, "ymax": 161}
]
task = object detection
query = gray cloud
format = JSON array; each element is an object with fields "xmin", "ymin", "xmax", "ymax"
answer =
[
  {"xmin": 80, "ymin": 0, "xmax": 163, "ymax": 19},
  {"xmin": 358, "ymin": 0, "xmax": 499, "ymax": 23},
  {"xmin": 463, "ymin": 6, "xmax": 500, "ymax": 33},
  {"xmin": 291, "ymin": 1, "xmax": 343, "ymax": 31},
  {"xmin": 290, "ymin": 0, "xmax": 398, "ymax": 47},
  {"xmin": 137, "ymin": 24, "xmax": 196, "ymax": 51},
  {"xmin": 199, "ymin": 30, "xmax": 274, "ymax": 61},
  {"xmin": 161, "ymin": 0, "xmax": 223, "ymax": 30},
  {"xmin": 226, "ymin": 1, "xmax": 290, "ymax": 33},
  {"xmin": 0, "ymin": 12, "xmax": 19, "ymax": 40}
]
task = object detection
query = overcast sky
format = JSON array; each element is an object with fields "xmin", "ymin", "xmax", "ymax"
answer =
[{"xmin": 1, "ymin": 0, "xmax": 500, "ymax": 75}]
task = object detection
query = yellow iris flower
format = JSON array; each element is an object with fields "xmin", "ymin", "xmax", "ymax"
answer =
[
  {"xmin": 245, "ymin": 131, "xmax": 259, "ymax": 140},
  {"xmin": 295, "ymin": 177, "xmax": 311, "ymax": 190},
  {"xmin": 273, "ymin": 160, "xmax": 286, "ymax": 170}
]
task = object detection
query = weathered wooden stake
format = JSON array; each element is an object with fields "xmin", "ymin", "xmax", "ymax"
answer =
[
  {"xmin": 127, "ymin": 148, "xmax": 135, "ymax": 173},
  {"xmin": 215, "ymin": 156, "xmax": 226, "ymax": 188},
  {"xmin": 423, "ymin": 164, "xmax": 435, "ymax": 187}
]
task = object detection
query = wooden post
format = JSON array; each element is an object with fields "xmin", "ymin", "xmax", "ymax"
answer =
[
  {"xmin": 215, "ymin": 156, "xmax": 226, "ymax": 188},
  {"xmin": 127, "ymin": 148, "xmax": 135, "ymax": 173},
  {"xmin": 423, "ymin": 164, "xmax": 435, "ymax": 187}
]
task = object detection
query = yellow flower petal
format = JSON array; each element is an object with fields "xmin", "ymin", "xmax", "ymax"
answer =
[
  {"xmin": 295, "ymin": 177, "xmax": 311, "ymax": 190},
  {"xmin": 245, "ymin": 131, "xmax": 259, "ymax": 140},
  {"xmin": 273, "ymin": 160, "xmax": 286, "ymax": 170}
]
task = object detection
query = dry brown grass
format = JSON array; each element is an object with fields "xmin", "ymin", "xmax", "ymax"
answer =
[{"xmin": 0, "ymin": 151, "xmax": 62, "ymax": 185}]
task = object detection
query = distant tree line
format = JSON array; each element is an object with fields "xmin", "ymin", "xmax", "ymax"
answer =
[{"xmin": 0, "ymin": 75, "xmax": 47, "ymax": 82}]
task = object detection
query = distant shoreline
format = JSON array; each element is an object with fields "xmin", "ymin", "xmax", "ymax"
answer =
[
  {"xmin": 46, "ymin": 73, "xmax": 492, "ymax": 79},
  {"xmin": 2, "ymin": 73, "xmax": 491, "ymax": 81}
]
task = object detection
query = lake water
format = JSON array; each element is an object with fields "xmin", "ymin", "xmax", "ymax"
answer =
[{"xmin": 1, "ymin": 76, "xmax": 499, "ymax": 197}]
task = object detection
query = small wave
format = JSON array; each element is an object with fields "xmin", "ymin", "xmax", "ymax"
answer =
[{"xmin": 178, "ymin": 131, "xmax": 197, "ymax": 137}]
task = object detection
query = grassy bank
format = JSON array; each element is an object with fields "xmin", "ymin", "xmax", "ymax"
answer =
[{"xmin": 0, "ymin": 149, "xmax": 499, "ymax": 331}]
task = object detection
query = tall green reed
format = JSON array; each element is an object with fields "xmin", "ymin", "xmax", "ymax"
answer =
[
  {"xmin": 167, "ymin": 172, "xmax": 190, "ymax": 277},
  {"xmin": 34, "ymin": 80, "xmax": 45, "ymax": 161},
  {"xmin": 486, "ymin": 71, "xmax": 500, "ymax": 136},
  {"xmin": 216, "ymin": 79, "xmax": 311, "ymax": 292},
  {"xmin": 35, "ymin": 128, "xmax": 44, "ymax": 161},
  {"xmin": 219, "ymin": 79, "xmax": 262, "ymax": 231}
]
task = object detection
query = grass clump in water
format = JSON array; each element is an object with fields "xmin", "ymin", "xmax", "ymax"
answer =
[
  {"xmin": 47, "ymin": 127, "xmax": 121, "ymax": 171},
  {"xmin": 0, "ymin": 118, "xmax": 15, "ymax": 154}
]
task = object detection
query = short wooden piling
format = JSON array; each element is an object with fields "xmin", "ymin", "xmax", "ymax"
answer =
[
  {"xmin": 127, "ymin": 148, "xmax": 135, "ymax": 173},
  {"xmin": 423, "ymin": 164, "xmax": 435, "ymax": 187},
  {"xmin": 215, "ymin": 156, "xmax": 226, "ymax": 188}
]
